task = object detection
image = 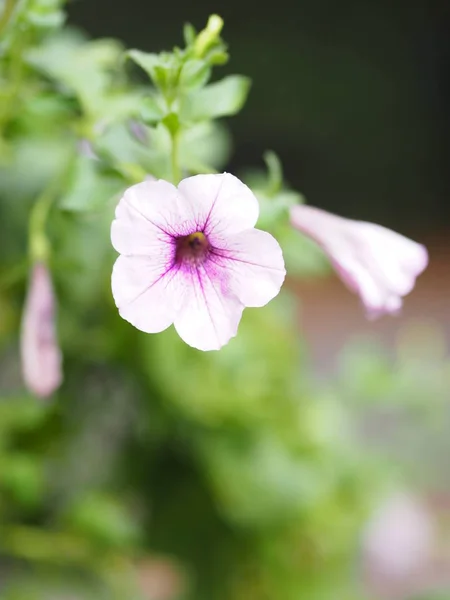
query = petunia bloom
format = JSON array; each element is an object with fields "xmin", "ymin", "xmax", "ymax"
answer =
[
  {"xmin": 111, "ymin": 173, "xmax": 286, "ymax": 351},
  {"xmin": 20, "ymin": 262, "xmax": 62, "ymax": 398},
  {"xmin": 290, "ymin": 205, "xmax": 428, "ymax": 318}
]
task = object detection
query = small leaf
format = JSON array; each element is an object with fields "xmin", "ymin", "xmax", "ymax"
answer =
[
  {"xmin": 204, "ymin": 48, "xmax": 229, "ymax": 65},
  {"xmin": 180, "ymin": 75, "xmax": 251, "ymax": 122},
  {"xmin": 60, "ymin": 154, "xmax": 123, "ymax": 211},
  {"xmin": 264, "ymin": 150, "xmax": 283, "ymax": 197},
  {"xmin": 183, "ymin": 22, "xmax": 197, "ymax": 46},
  {"xmin": 179, "ymin": 59, "xmax": 211, "ymax": 90},
  {"xmin": 26, "ymin": 9, "xmax": 65, "ymax": 29},
  {"xmin": 162, "ymin": 112, "xmax": 180, "ymax": 135},
  {"xmin": 127, "ymin": 49, "xmax": 161, "ymax": 83},
  {"xmin": 127, "ymin": 49, "xmax": 181, "ymax": 93},
  {"xmin": 140, "ymin": 95, "xmax": 165, "ymax": 124}
]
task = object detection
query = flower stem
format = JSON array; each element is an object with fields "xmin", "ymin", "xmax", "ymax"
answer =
[
  {"xmin": 0, "ymin": 0, "xmax": 17, "ymax": 36},
  {"xmin": 29, "ymin": 178, "xmax": 61, "ymax": 264},
  {"xmin": 170, "ymin": 130, "xmax": 181, "ymax": 185}
]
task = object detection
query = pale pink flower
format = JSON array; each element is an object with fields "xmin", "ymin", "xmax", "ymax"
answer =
[
  {"xmin": 362, "ymin": 491, "xmax": 433, "ymax": 580},
  {"xmin": 111, "ymin": 173, "xmax": 286, "ymax": 351},
  {"xmin": 290, "ymin": 205, "xmax": 428, "ymax": 318},
  {"xmin": 20, "ymin": 263, "xmax": 62, "ymax": 398}
]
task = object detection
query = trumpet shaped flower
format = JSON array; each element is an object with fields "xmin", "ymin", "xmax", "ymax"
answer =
[
  {"xmin": 20, "ymin": 263, "xmax": 62, "ymax": 398},
  {"xmin": 290, "ymin": 205, "xmax": 428, "ymax": 318},
  {"xmin": 111, "ymin": 173, "xmax": 286, "ymax": 350}
]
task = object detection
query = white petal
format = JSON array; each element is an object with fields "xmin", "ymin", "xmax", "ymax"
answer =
[
  {"xmin": 112, "ymin": 179, "xmax": 195, "ymax": 255},
  {"xmin": 290, "ymin": 205, "xmax": 428, "ymax": 317},
  {"xmin": 178, "ymin": 173, "xmax": 259, "ymax": 237},
  {"xmin": 111, "ymin": 255, "xmax": 179, "ymax": 333},
  {"xmin": 173, "ymin": 265, "xmax": 244, "ymax": 351},
  {"xmin": 210, "ymin": 228, "xmax": 286, "ymax": 307},
  {"xmin": 357, "ymin": 222, "xmax": 428, "ymax": 296}
]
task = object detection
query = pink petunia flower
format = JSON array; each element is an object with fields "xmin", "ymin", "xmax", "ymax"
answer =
[
  {"xmin": 111, "ymin": 173, "xmax": 286, "ymax": 351},
  {"xmin": 20, "ymin": 262, "xmax": 62, "ymax": 398},
  {"xmin": 290, "ymin": 205, "xmax": 428, "ymax": 318}
]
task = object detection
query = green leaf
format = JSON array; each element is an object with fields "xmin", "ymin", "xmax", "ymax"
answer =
[
  {"xmin": 1, "ymin": 455, "xmax": 44, "ymax": 508},
  {"xmin": 183, "ymin": 22, "xmax": 197, "ymax": 46},
  {"xmin": 126, "ymin": 49, "xmax": 160, "ymax": 82},
  {"xmin": 127, "ymin": 49, "xmax": 182, "ymax": 94},
  {"xmin": 204, "ymin": 48, "xmax": 229, "ymax": 66},
  {"xmin": 162, "ymin": 112, "xmax": 180, "ymax": 135},
  {"xmin": 264, "ymin": 150, "xmax": 283, "ymax": 196},
  {"xmin": 140, "ymin": 94, "xmax": 165, "ymax": 124},
  {"xmin": 179, "ymin": 59, "xmax": 211, "ymax": 90},
  {"xmin": 63, "ymin": 493, "xmax": 141, "ymax": 548},
  {"xmin": 180, "ymin": 75, "xmax": 251, "ymax": 122},
  {"xmin": 26, "ymin": 33, "xmax": 138, "ymax": 125},
  {"xmin": 179, "ymin": 121, "xmax": 231, "ymax": 174},
  {"xmin": 26, "ymin": 9, "xmax": 65, "ymax": 29},
  {"xmin": 60, "ymin": 154, "xmax": 123, "ymax": 212}
]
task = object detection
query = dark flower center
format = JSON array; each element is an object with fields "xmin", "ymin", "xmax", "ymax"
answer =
[{"xmin": 175, "ymin": 231, "xmax": 210, "ymax": 266}]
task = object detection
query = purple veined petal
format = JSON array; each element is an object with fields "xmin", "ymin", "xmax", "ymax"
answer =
[
  {"xmin": 112, "ymin": 179, "xmax": 192, "ymax": 246},
  {"xmin": 111, "ymin": 255, "xmax": 180, "ymax": 334},
  {"xmin": 173, "ymin": 264, "xmax": 245, "ymax": 351},
  {"xmin": 110, "ymin": 173, "xmax": 287, "ymax": 350},
  {"xmin": 20, "ymin": 263, "xmax": 62, "ymax": 398},
  {"xmin": 211, "ymin": 228, "xmax": 286, "ymax": 308},
  {"xmin": 178, "ymin": 173, "xmax": 260, "ymax": 238},
  {"xmin": 111, "ymin": 206, "xmax": 174, "ymax": 258},
  {"xmin": 290, "ymin": 204, "xmax": 428, "ymax": 318}
]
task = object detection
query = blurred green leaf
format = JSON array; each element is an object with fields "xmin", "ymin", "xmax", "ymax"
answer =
[
  {"xmin": 180, "ymin": 75, "xmax": 251, "ymax": 122},
  {"xmin": 183, "ymin": 22, "xmax": 197, "ymax": 46},
  {"xmin": 127, "ymin": 49, "xmax": 160, "ymax": 82},
  {"xmin": 63, "ymin": 493, "xmax": 141, "ymax": 549},
  {"xmin": 127, "ymin": 49, "xmax": 182, "ymax": 97},
  {"xmin": 140, "ymin": 94, "xmax": 165, "ymax": 124},
  {"xmin": 60, "ymin": 154, "xmax": 123, "ymax": 212},
  {"xmin": 26, "ymin": 33, "xmax": 141, "ymax": 126},
  {"xmin": 1, "ymin": 454, "xmax": 44, "ymax": 507},
  {"xmin": 179, "ymin": 59, "xmax": 211, "ymax": 90},
  {"xmin": 263, "ymin": 150, "xmax": 283, "ymax": 197},
  {"xmin": 162, "ymin": 111, "xmax": 180, "ymax": 135}
]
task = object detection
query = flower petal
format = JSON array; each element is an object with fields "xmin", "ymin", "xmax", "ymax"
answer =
[
  {"xmin": 173, "ymin": 265, "xmax": 244, "ymax": 351},
  {"xmin": 111, "ymin": 179, "xmax": 193, "ymax": 255},
  {"xmin": 112, "ymin": 255, "xmax": 178, "ymax": 333},
  {"xmin": 20, "ymin": 263, "xmax": 62, "ymax": 398},
  {"xmin": 210, "ymin": 228, "xmax": 286, "ymax": 307},
  {"xmin": 290, "ymin": 205, "xmax": 428, "ymax": 317},
  {"xmin": 357, "ymin": 222, "xmax": 428, "ymax": 297},
  {"xmin": 178, "ymin": 173, "xmax": 259, "ymax": 237}
]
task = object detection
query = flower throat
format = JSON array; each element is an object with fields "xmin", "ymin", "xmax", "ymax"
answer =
[{"xmin": 175, "ymin": 232, "xmax": 210, "ymax": 266}]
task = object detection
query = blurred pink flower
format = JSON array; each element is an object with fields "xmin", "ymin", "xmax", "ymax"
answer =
[
  {"xmin": 290, "ymin": 205, "xmax": 428, "ymax": 318},
  {"xmin": 363, "ymin": 491, "xmax": 433, "ymax": 580},
  {"xmin": 111, "ymin": 173, "xmax": 285, "ymax": 351},
  {"xmin": 20, "ymin": 263, "xmax": 62, "ymax": 398}
]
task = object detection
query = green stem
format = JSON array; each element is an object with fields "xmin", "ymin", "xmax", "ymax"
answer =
[
  {"xmin": 0, "ymin": 0, "xmax": 17, "ymax": 37},
  {"xmin": 0, "ymin": 525, "xmax": 98, "ymax": 565},
  {"xmin": 170, "ymin": 130, "xmax": 181, "ymax": 185},
  {"xmin": 28, "ymin": 177, "xmax": 62, "ymax": 264}
]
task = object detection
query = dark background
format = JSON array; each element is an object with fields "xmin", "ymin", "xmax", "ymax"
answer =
[{"xmin": 68, "ymin": 0, "xmax": 450, "ymax": 234}]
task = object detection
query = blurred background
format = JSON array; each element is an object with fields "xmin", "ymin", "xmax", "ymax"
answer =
[{"xmin": 0, "ymin": 0, "xmax": 450, "ymax": 598}]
